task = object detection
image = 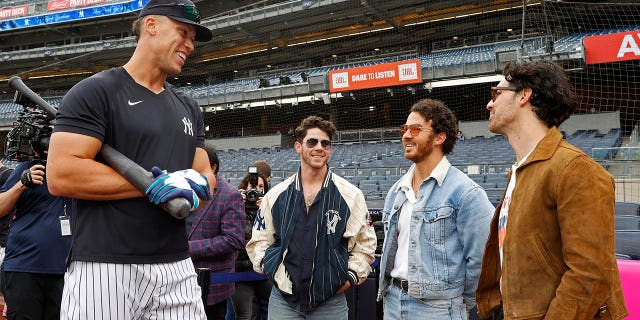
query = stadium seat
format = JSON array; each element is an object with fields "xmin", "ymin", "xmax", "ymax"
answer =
[
  {"xmin": 616, "ymin": 230, "xmax": 640, "ymax": 260},
  {"xmin": 615, "ymin": 215, "xmax": 640, "ymax": 231},
  {"xmin": 616, "ymin": 202, "xmax": 640, "ymax": 216}
]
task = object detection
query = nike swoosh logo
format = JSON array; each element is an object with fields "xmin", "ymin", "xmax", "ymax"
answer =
[{"xmin": 128, "ymin": 100, "xmax": 143, "ymax": 106}]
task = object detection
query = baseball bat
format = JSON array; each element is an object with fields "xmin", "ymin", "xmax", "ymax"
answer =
[
  {"xmin": 8, "ymin": 76, "xmax": 191, "ymax": 219},
  {"xmin": 99, "ymin": 144, "xmax": 191, "ymax": 219}
]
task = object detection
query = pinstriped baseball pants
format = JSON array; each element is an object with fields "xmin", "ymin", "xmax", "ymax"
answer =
[{"xmin": 60, "ymin": 258, "xmax": 206, "ymax": 320}]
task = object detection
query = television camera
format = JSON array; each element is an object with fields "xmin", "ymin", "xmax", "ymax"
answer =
[{"xmin": 5, "ymin": 89, "xmax": 54, "ymax": 162}]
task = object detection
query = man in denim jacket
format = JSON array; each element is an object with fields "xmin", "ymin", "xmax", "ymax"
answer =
[{"xmin": 378, "ymin": 99, "xmax": 494, "ymax": 320}]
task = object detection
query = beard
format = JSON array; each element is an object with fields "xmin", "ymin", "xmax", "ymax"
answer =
[{"xmin": 404, "ymin": 133, "xmax": 435, "ymax": 163}]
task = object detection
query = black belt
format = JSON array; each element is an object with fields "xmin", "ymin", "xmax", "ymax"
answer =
[{"xmin": 391, "ymin": 277, "xmax": 408, "ymax": 291}]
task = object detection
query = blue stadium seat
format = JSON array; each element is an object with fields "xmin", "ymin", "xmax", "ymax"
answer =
[
  {"xmin": 615, "ymin": 215, "xmax": 640, "ymax": 231},
  {"xmin": 616, "ymin": 230, "xmax": 640, "ymax": 260},
  {"xmin": 616, "ymin": 202, "xmax": 640, "ymax": 216}
]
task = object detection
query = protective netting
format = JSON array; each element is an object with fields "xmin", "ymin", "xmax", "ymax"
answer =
[{"xmin": 0, "ymin": 1, "xmax": 639, "ymax": 211}]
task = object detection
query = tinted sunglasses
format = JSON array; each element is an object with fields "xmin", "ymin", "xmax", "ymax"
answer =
[
  {"xmin": 399, "ymin": 124, "xmax": 430, "ymax": 137},
  {"xmin": 147, "ymin": 3, "xmax": 201, "ymax": 23},
  {"xmin": 490, "ymin": 86, "xmax": 522, "ymax": 102},
  {"xmin": 304, "ymin": 138, "xmax": 332, "ymax": 150}
]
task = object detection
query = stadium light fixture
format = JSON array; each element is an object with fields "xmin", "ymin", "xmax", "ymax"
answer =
[
  {"xmin": 286, "ymin": 26, "xmax": 394, "ymax": 47},
  {"xmin": 200, "ymin": 48, "xmax": 268, "ymax": 62},
  {"xmin": 427, "ymin": 74, "xmax": 504, "ymax": 88}
]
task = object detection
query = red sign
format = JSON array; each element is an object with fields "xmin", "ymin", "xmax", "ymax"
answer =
[
  {"xmin": 47, "ymin": 0, "xmax": 105, "ymax": 11},
  {"xmin": 584, "ymin": 30, "xmax": 640, "ymax": 65},
  {"xmin": 329, "ymin": 59, "xmax": 422, "ymax": 92},
  {"xmin": 0, "ymin": 6, "xmax": 29, "ymax": 19}
]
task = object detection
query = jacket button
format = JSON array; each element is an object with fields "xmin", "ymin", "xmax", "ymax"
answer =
[
  {"xmin": 393, "ymin": 205, "xmax": 399, "ymax": 210},
  {"xmin": 597, "ymin": 306, "xmax": 607, "ymax": 316}
]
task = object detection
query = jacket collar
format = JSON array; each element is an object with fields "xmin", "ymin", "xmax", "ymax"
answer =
[
  {"xmin": 518, "ymin": 126, "xmax": 563, "ymax": 168},
  {"xmin": 294, "ymin": 166, "xmax": 331, "ymax": 191},
  {"xmin": 397, "ymin": 156, "xmax": 450, "ymax": 193}
]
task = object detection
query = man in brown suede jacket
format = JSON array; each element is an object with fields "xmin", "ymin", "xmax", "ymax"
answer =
[{"xmin": 476, "ymin": 60, "xmax": 627, "ymax": 320}]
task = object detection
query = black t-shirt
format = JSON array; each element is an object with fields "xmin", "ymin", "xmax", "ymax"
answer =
[
  {"xmin": 53, "ymin": 67, "xmax": 205, "ymax": 264},
  {"xmin": 0, "ymin": 166, "xmax": 13, "ymax": 247}
]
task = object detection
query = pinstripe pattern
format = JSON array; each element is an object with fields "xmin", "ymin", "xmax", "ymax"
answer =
[
  {"xmin": 248, "ymin": 173, "xmax": 376, "ymax": 284},
  {"xmin": 61, "ymin": 258, "xmax": 206, "ymax": 320},
  {"xmin": 331, "ymin": 174, "xmax": 377, "ymax": 283},
  {"xmin": 247, "ymin": 169, "xmax": 377, "ymax": 309}
]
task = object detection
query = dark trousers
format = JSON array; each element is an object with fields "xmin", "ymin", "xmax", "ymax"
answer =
[
  {"xmin": 205, "ymin": 300, "xmax": 228, "ymax": 320},
  {"xmin": 3, "ymin": 271, "xmax": 64, "ymax": 320},
  {"xmin": 231, "ymin": 280, "xmax": 272, "ymax": 320}
]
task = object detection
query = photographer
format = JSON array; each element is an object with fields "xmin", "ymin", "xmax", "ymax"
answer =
[
  {"xmin": 0, "ymin": 148, "xmax": 72, "ymax": 319},
  {"xmin": 233, "ymin": 169, "xmax": 272, "ymax": 320}
]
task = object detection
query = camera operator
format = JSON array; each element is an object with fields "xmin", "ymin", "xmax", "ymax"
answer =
[
  {"xmin": 0, "ymin": 161, "xmax": 13, "ymax": 315},
  {"xmin": 0, "ymin": 145, "xmax": 72, "ymax": 319},
  {"xmin": 233, "ymin": 168, "xmax": 272, "ymax": 320}
]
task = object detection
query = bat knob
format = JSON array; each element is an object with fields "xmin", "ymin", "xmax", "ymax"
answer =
[{"xmin": 161, "ymin": 198, "xmax": 192, "ymax": 219}]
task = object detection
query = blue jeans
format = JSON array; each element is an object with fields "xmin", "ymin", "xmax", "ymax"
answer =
[
  {"xmin": 268, "ymin": 287, "xmax": 348, "ymax": 320},
  {"xmin": 383, "ymin": 285, "xmax": 467, "ymax": 320}
]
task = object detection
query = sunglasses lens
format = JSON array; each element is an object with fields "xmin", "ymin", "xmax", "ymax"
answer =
[
  {"xmin": 400, "ymin": 125, "xmax": 423, "ymax": 137},
  {"xmin": 305, "ymin": 138, "xmax": 331, "ymax": 149},
  {"xmin": 306, "ymin": 138, "xmax": 318, "ymax": 148}
]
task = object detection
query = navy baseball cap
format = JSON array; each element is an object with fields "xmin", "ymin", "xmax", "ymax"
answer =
[{"xmin": 139, "ymin": 0, "xmax": 212, "ymax": 42}]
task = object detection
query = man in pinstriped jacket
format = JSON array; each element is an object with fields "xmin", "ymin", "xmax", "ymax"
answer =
[{"xmin": 246, "ymin": 116, "xmax": 377, "ymax": 319}]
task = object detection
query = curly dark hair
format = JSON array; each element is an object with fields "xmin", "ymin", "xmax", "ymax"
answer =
[
  {"xmin": 294, "ymin": 116, "xmax": 337, "ymax": 143},
  {"xmin": 409, "ymin": 99, "xmax": 458, "ymax": 155},
  {"xmin": 502, "ymin": 60, "xmax": 578, "ymax": 128}
]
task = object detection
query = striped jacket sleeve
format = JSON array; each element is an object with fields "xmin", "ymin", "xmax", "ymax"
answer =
[
  {"xmin": 246, "ymin": 187, "xmax": 277, "ymax": 274},
  {"xmin": 337, "ymin": 177, "xmax": 377, "ymax": 285}
]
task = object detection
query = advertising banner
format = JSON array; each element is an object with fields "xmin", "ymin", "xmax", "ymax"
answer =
[
  {"xmin": 584, "ymin": 30, "xmax": 640, "ymax": 64},
  {"xmin": 48, "ymin": 0, "xmax": 106, "ymax": 12},
  {"xmin": 0, "ymin": 6, "xmax": 29, "ymax": 20},
  {"xmin": 1, "ymin": 0, "xmax": 147, "ymax": 31},
  {"xmin": 329, "ymin": 59, "xmax": 422, "ymax": 92}
]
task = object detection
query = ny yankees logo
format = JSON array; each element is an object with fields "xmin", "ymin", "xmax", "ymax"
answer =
[
  {"xmin": 182, "ymin": 117, "xmax": 194, "ymax": 136},
  {"xmin": 254, "ymin": 209, "xmax": 266, "ymax": 231},
  {"xmin": 325, "ymin": 210, "xmax": 341, "ymax": 234}
]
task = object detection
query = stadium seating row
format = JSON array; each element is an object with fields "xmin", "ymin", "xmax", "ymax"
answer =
[
  {"xmin": 120, "ymin": 26, "xmax": 623, "ymax": 100},
  {"xmin": 216, "ymin": 129, "xmax": 622, "ymax": 173}
]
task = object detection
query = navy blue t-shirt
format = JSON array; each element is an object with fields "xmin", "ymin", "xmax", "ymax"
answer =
[
  {"xmin": 0, "ymin": 166, "xmax": 13, "ymax": 247},
  {"xmin": 1, "ymin": 161, "xmax": 72, "ymax": 274}
]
